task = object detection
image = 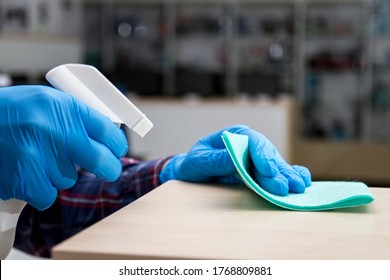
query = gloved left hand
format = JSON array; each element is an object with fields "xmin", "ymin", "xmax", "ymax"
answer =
[{"xmin": 160, "ymin": 125, "xmax": 311, "ymax": 196}]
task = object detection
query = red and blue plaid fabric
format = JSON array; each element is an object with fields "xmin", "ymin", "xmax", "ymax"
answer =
[{"xmin": 14, "ymin": 156, "xmax": 170, "ymax": 258}]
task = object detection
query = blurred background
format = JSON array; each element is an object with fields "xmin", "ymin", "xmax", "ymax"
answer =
[{"xmin": 1, "ymin": 0, "xmax": 390, "ymax": 187}]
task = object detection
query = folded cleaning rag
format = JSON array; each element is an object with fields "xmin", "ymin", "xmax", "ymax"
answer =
[{"xmin": 221, "ymin": 131, "xmax": 374, "ymax": 211}]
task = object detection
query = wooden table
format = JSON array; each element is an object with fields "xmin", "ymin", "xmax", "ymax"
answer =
[{"xmin": 52, "ymin": 181, "xmax": 390, "ymax": 259}]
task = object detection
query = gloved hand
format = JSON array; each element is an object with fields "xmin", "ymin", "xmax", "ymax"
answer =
[
  {"xmin": 160, "ymin": 125, "xmax": 311, "ymax": 196},
  {"xmin": 0, "ymin": 85, "xmax": 128, "ymax": 210}
]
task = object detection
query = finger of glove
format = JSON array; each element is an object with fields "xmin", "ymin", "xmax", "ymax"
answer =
[
  {"xmin": 200, "ymin": 129, "xmax": 228, "ymax": 149},
  {"xmin": 254, "ymin": 168, "xmax": 289, "ymax": 196},
  {"xmin": 292, "ymin": 165, "xmax": 312, "ymax": 187},
  {"xmin": 277, "ymin": 161, "xmax": 306, "ymax": 194},
  {"xmin": 200, "ymin": 125, "xmax": 250, "ymax": 149},
  {"xmin": 47, "ymin": 158, "xmax": 78, "ymax": 190},
  {"xmin": 26, "ymin": 165, "xmax": 58, "ymax": 211},
  {"xmin": 17, "ymin": 158, "xmax": 57, "ymax": 211},
  {"xmin": 41, "ymin": 136, "xmax": 78, "ymax": 190},
  {"xmin": 68, "ymin": 136, "xmax": 122, "ymax": 182},
  {"xmin": 215, "ymin": 125, "xmax": 278, "ymax": 178},
  {"xmin": 75, "ymin": 99, "xmax": 128, "ymax": 158},
  {"xmin": 245, "ymin": 130, "xmax": 278, "ymax": 178}
]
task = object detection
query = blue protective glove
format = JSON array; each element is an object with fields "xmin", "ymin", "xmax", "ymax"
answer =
[
  {"xmin": 0, "ymin": 85, "xmax": 128, "ymax": 210},
  {"xmin": 160, "ymin": 125, "xmax": 311, "ymax": 196}
]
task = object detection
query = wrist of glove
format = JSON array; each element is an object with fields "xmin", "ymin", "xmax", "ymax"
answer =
[
  {"xmin": 160, "ymin": 153, "xmax": 242, "ymax": 185},
  {"xmin": 159, "ymin": 154, "xmax": 186, "ymax": 183}
]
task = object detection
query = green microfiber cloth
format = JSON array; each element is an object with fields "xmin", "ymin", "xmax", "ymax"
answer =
[{"xmin": 221, "ymin": 131, "xmax": 374, "ymax": 211}]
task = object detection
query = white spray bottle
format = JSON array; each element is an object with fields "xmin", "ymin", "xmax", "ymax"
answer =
[{"xmin": 0, "ymin": 64, "xmax": 153, "ymax": 259}]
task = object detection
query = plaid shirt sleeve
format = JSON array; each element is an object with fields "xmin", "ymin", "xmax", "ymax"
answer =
[{"xmin": 13, "ymin": 156, "xmax": 171, "ymax": 258}]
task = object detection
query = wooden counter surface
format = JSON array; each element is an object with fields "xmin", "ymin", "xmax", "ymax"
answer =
[{"xmin": 52, "ymin": 181, "xmax": 390, "ymax": 260}]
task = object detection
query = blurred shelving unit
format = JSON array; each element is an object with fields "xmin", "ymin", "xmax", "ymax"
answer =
[
  {"xmin": 0, "ymin": 0, "xmax": 83, "ymax": 84},
  {"xmin": 87, "ymin": 0, "xmax": 297, "ymax": 98},
  {"xmin": 67, "ymin": 0, "xmax": 390, "ymax": 184},
  {"xmin": 293, "ymin": 0, "xmax": 390, "ymax": 185},
  {"xmin": 2, "ymin": 0, "xmax": 390, "ymax": 184},
  {"xmin": 237, "ymin": 2, "xmax": 295, "ymax": 96},
  {"xmin": 173, "ymin": 2, "xmax": 228, "ymax": 96},
  {"xmin": 84, "ymin": 0, "xmax": 166, "ymax": 94},
  {"xmin": 370, "ymin": 0, "xmax": 390, "ymax": 142},
  {"xmin": 302, "ymin": 1, "xmax": 364, "ymax": 140},
  {"xmin": 112, "ymin": 3, "xmax": 165, "ymax": 95}
]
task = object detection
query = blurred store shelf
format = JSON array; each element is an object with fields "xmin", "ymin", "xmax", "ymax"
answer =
[{"xmin": 2, "ymin": 0, "xmax": 390, "ymax": 184}]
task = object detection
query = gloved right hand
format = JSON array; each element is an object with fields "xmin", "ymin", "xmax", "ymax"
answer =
[
  {"xmin": 160, "ymin": 125, "xmax": 311, "ymax": 196},
  {"xmin": 0, "ymin": 85, "xmax": 128, "ymax": 210}
]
